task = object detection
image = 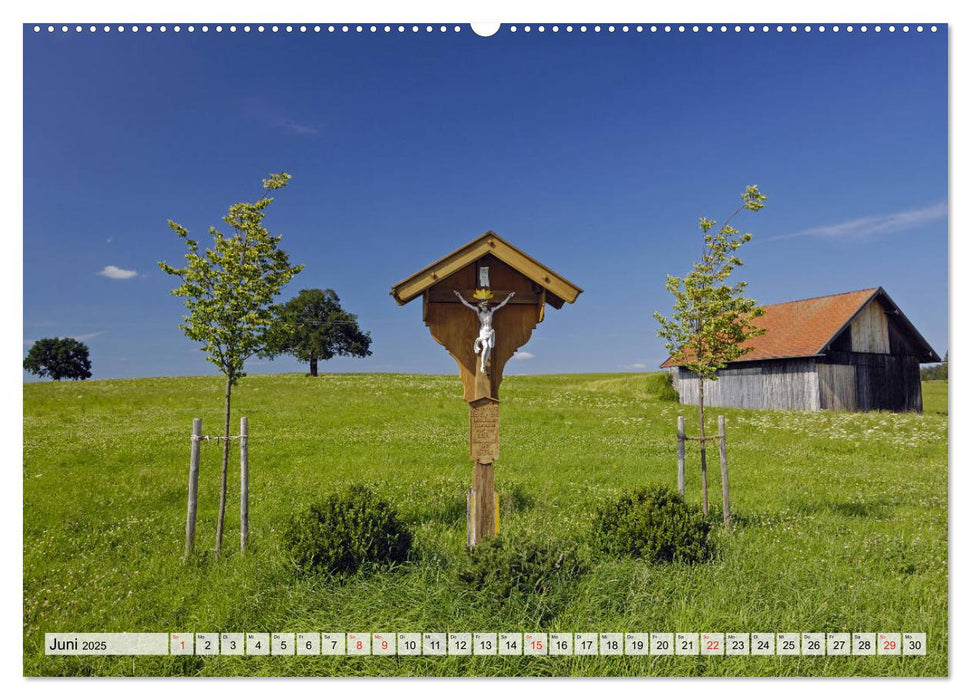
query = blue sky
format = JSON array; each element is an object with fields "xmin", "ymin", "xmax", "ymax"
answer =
[{"xmin": 23, "ymin": 25, "xmax": 948, "ymax": 380}]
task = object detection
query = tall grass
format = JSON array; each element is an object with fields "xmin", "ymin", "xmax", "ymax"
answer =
[{"xmin": 23, "ymin": 374, "xmax": 948, "ymax": 676}]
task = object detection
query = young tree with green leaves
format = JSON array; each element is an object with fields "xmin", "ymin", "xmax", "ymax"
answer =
[
  {"xmin": 159, "ymin": 173, "xmax": 304, "ymax": 558},
  {"xmin": 654, "ymin": 185, "xmax": 767, "ymax": 518},
  {"xmin": 263, "ymin": 288, "xmax": 372, "ymax": 376},
  {"xmin": 23, "ymin": 337, "xmax": 93, "ymax": 381}
]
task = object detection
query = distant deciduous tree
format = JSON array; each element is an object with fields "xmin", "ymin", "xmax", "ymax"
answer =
[
  {"xmin": 23, "ymin": 337, "xmax": 92, "ymax": 381},
  {"xmin": 653, "ymin": 185, "xmax": 767, "ymax": 517},
  {"xmin": 158, "ymin": 172, "xmax": 304, "ymax": 558},
  {"xmin": 263, "ymin": 289, "xmax": 372, "ymax": 376},
  {"xmin": 921, "ymin": 351, "xmax": 948, "ymax": 381}
]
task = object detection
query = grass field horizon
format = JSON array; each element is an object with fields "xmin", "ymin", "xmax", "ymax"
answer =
[{"xmin": 23, "ymin": 371, "xmax": 948, "ymax": 677}]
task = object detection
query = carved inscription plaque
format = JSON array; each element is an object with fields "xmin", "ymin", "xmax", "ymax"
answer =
[{"xmin": 469, "ymin": 397, "xmax": 499, "ymax": 463}]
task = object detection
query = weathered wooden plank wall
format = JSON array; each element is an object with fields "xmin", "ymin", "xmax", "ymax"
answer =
[
  {"xmin": 818, "ymin": 363, "xmax": 857, "ymax": 411},
  {"xmin": 850, "ymin": 299, "xmax": 890, "ymax": 353},
  {"xmin": 676, "ymin": 359, "xmax": 820, "ymax": 411}
]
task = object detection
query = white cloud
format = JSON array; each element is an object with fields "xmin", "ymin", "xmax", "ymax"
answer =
[
  {"xmin": 774, "ymin": 202, "xmax": 946, "ymax": 241},
  {"xmin": 511, "ymin": 350, "xmax": 535, "ymax": 360},
  {"xmin": 98, "ymin": 265, "xmax": 138, "ymax": 280},
  {"xmin": 24, "ymin": 331, "xmax": 102, "ymax": 346},
  {"xmin": 275, "ymin": 117, "xmax": 321, "ymax": 137},
  {"xmin": 625, "ymin": 362, "xmax": 648, "ymax": 370}
]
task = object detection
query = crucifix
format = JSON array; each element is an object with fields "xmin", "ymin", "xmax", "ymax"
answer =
[
  {"xmin": 390, "ymin": 231, "xmax": 582, "ymax": 545},
  {"xmin": 453, "ymin": 289, "xmax": 516, "ymax": 374}
]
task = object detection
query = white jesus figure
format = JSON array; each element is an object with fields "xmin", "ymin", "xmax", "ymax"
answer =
[{"xmin": 454, "ymin": 289, "xmax": 516, "ymax": 374}]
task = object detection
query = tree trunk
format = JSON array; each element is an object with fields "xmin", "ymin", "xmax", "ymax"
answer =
[
  {"xmin": 215, "ymin": 375, "xmax": 232, "ymax": 558},
  {"xmin": 698, "ymin": 377, "xmax": 709, "ymax": 516},
  {"xmin": 310, "ymin": 356, "xmax": 318, "ymax": 377}
]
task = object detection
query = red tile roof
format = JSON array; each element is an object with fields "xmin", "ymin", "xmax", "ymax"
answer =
[{"xmin": 660, "ymin": 288, "xmax": 880, "ymax": 368}]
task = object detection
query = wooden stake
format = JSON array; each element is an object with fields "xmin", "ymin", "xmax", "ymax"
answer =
[
  {"xmin": 698, "ymin": 385, "xmax": 709, "ymax": 516},
  {"xmin": 184, "ymin": 418, "xmax": 202, "ymax": 563},
  {"xmin": 466, "ymin": 489, "xmax": 476, "ymax": 547},
  {"xmin": 718, "ymin": 415, "xmax": 731, "ymax": 529},
  {"xmin": 677, "ymin": 416, "xmax": 686, "ymax": 496},
  {"xmin": 240, "ymin": 416, "xmax": 249, "ymax": 554}
]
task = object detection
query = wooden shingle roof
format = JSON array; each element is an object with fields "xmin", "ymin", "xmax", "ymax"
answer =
[
  {"xmin": 390, "ymin": 231, "xmax": 583, "ymax": 307},
  {"xmin": 660, "ymin": 287, "xmax": 939, "ymax": 368}
]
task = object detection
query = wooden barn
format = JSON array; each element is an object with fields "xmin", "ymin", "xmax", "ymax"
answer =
[{"xmin": 661, "ymin": 288, "xmax": 940, "ymax": 413}]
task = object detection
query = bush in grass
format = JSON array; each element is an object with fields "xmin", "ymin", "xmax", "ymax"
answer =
[
  {"xmin": 592, "ymin": 485, "xmax": 713, "ymax": 564},
  {"xmin": 659, "ymin": 370, "xmax": 680, "ymax": 401},
  {"xmin": 640, "ymin": 371, "xmax": 679, "ymax": 402},
  {"xmin": 457, "ymin": 536, "xmax": 585, "ymax": 599},
  {"xmin": 283, "ymin": 485, "xmax": 412, "ymax": 576}
]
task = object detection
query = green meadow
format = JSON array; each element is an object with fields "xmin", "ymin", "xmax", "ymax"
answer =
[{"xmin": 23, "ymin": 373, "xmax": 948, "ymax": 677}]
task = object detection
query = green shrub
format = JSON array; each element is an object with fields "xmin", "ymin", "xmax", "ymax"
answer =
[
  {"xmin": 283, "ymin": 485, "xmax": 413, "ymax": 576},
  {"xmin": 640, "ymin": 371, "xmax": 679, "ymax": 402},
  {"xmin": 592, "ymin": 484, "xmax": 713, "ymax": 564},
  {"xmin": 457, "ymin": 536, "xmax": 585, "ymax": 599}
]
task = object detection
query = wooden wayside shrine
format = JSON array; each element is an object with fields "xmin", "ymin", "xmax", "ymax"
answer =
[{"xmin": 391, "ymin": 231, "xmax": 582, "ymax": 545}]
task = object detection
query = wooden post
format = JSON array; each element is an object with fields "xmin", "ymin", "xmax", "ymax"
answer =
[
  {"xmin": 718, "ymin": 415, "xmax": 731, "ymax": 529},
  {"xmin": 698, "ymin": 382, "xmax": 709, "ymax": 516},
  {"xmin": 470, "ymin": 462, "xmax": 496, "ymax": 546},
  {"xmin": 240, "ymin": 416, "xmax": 249, "ymax": 554},
  {"xmin": 184, "ymin": 418, "xmax": 202, "ymax": 563},
  {"xmin": 677, "ymin": 416, "xmax": 686, "ymax": 496},
  {"xmin": 468, "ymin": 390, "xmax": 499, "ymax": 546}
]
